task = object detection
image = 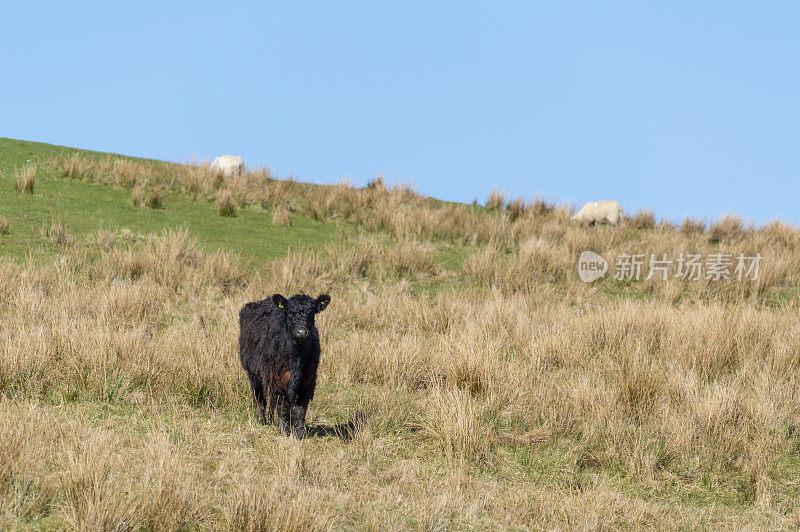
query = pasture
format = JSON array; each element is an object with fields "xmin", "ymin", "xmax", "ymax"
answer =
[{"xmin": 1, "ymin": 137, "xmax": 800, "ymax": 529}]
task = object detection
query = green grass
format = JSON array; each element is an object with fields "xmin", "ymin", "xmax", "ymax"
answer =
[{"xmin": 0, "ymin": 138, "xmax": 350, "ymax": 263}]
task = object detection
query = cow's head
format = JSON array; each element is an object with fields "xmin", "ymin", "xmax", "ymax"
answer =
[{"xmin": 272, "ymin": 293, "xmax": 330, "ymax": 341}]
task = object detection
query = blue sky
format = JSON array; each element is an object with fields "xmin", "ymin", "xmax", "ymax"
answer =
[{"xmin": 2, "ymin": 2, "xmax": 798, "ymax": 224}]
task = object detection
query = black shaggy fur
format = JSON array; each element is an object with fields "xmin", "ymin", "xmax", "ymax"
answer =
[{"xmin": 238, "ymin": 293, "xmax": 330, "ymax": 437}]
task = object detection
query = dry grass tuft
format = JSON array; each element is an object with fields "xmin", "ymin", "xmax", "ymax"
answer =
[
  {"xmin": 134, "ymin": 432, "xmax": 203, "ymax": 529},
  {"xmin": 57, "ymin": 152, "xmax": 93, "ymax": 179},
  {"xmin": 227, "ymin": 486, "xmax": 332, "ymax": 532},
  {"xmin": 272, "ymin": 203, "xmax": 292, "ymax": 226},
  {"xmin": 710, "ymin": 214, "xmax": 747, "ymax": 243},
  {"xmin": 424, "ymin": 386, "xmax": 494, "ymax": 466},
  {"xmin": 485, "ymin": 189, "xmax": 506, "ymax": 210},
  {"xmin": 43, "ymin": 220, "xmax": 72, "ymax": 247},
  {"xmin": 0, "ymin": 215, "xmax": 9, "ymax": 235},
  {"xmin": 505, "ymin": 196, "xmax": 527, "ymax": 221},
  {"xmin": 366, "ymin": 176, "xmax": 387, "ymax": 192},
  {"xmin": 132, "ymin": 183, "xmax": 164, "ymax": 209},
  {"xmin": 680, "ymin": 216, "xmax": 707, "ymax": 235},
  {"xmin": 14, "ymin": 164, "xmax": 36, "ymax": 193},
  {"xmin": 529, "ymin": 196, "xmax": 556, "ymax": 216},
  {"xmin": 216, "ymin": 189, "xmax": 236, "ymax": 217},
  {"xmin": 61, "ymin": 431, "xmax": 129, "ymax": 530},
  {"xmin": 630, "ymin": 209, "xmax": 657, "ymax": 230}
]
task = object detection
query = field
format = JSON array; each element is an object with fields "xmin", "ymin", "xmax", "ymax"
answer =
[{"xmin": 2, "ymin": 137, "xmax": 800, "ymax": 529}]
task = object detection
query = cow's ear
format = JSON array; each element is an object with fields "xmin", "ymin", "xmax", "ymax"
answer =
[
  {"xmin": 316, "ymin": 294, "xmax": 330, "ymax": 313},
  {"xmin": 272, "ymin": 294, "xmax": 287, "ymax": 309}
]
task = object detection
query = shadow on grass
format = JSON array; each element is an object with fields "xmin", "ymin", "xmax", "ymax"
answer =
[{"xmin": 306, "ymin": 411, "xmax": 367, "ymax": 442}]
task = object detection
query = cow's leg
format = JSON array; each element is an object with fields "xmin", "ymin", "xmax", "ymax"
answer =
[
  {"xmin": 247, "ymin": 373, "xmax": 267, "ymax": 425},
  {"xmin": 288, "ymin": 387, "xmax": 313, "ymax": 439},
  {"xmin": 285, "ymin": 362, "xmax": 312, "ymax": 438},
  {"xmin": 278, "ymin": 396, "xmax": 292, "ymax": 435},
  {"xmin": 289, "ymin": 403, "xmax": 308, "ymax": 439},
  {"xmin": 267, "ymin": 389, "xmax": 277, "ymax": 423}
]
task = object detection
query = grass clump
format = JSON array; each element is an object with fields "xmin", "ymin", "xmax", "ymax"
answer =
[
  {"xmin": 630, "ymin": 209, "xmax": 656, "ymax": 230},
  {"xmin": 485, "ymin": 189, "xmax": 506, "ymax": 210},
  {"xmin": 365, "ymin": 176, "xmax": 387, "ymax": 192},
  {"xmin": 132, "ymin": 183, "xmax": 164, "ymax": 209},
  {"xmin": 680, "ymin": 216, "xmax": 707, "ymax": 235},
  {"xmin": 272, "ymin": 203, "xmax": 292, "ymax": 226},
  {"xmin": 43, "ymin": 220, "xmax": 72, "ymax": 247},
  {"xmin": 216, "ymin": 189, "xmax": 236, "ymax": 217},
  {"xmin": 13, "ymin": 164, "xmax": 36, "ymax": 193},
  {"xmin": 710, "ymin": 214, "xmax": 746, "ymax": 243}
]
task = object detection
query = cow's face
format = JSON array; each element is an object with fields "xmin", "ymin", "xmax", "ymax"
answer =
[{"xmin": 272, "ymin": 293, "xmax": 330, "ymax": 341}]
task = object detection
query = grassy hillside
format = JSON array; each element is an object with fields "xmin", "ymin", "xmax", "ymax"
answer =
[
  {"xmin": 0, "ymin": 138, "xmax": 350, "ymax": 263},
  {"xmin": 2, "ymin": 137, "xmax": 800, "ymax": 529}
]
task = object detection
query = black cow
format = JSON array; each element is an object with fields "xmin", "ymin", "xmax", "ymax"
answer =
[{"xmin": 238, "ymin": 293, "xmax": 330, "ymax": 438}]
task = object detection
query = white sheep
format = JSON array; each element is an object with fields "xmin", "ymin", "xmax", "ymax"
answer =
[
  {"xmin": 210, "ymin": 155, "xmax": 244, "ymax": 178},
  {"xmin": 572, "ymin": 200, "xmax": 624, "ymax": 226}
]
